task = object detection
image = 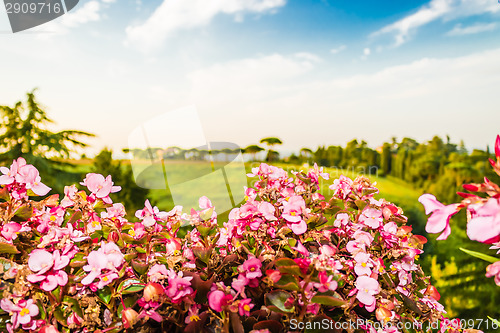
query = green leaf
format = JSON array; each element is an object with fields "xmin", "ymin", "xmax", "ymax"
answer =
[
  {"xmin": 311, "ymin": 295, "xmax": 346, "ymax": 307},
  {"xmin": 97, "ymin": 286, "xmax": 112, "ymax": 304},
  {"xmin": 265, "ymin": 290, "xmax": 294, "ymax": 313},
  {"xmin": 275, "ymin": 258, "xmax": 297, "ymax": 267},
  {"xmin": 277, "ymin": 265, "xmax": 304, "ymax": 277},
  {"xmin": 0, "ymin": 186, "xmax": 10, "ymax": 201},
  {"xmin": 355, "ymin": 199, "xmax": 367, "ymax": 210},
  {"xmin": 131, "ymin": 259, "xmax": 148, "ymax": 275},
  {"xmin": 274, "ymin": 274, "xmax": 300, "ymax": 291},
  {"xmin": 123, "ymin": 283, "xmax": 145, "ymax": 294},
  {"xmin": 14, "ymin": 204, "xmax": 33, "ymax": 220},
  {"xmin": 459, "ymin": 247, "xmax": 498, "ymax": 263},
  {"xmin": 135, "ymin": 246, "xmax": 147, "ymax": 254},
  {"xmin": 0, "ymin": 242, "xmax": 19, "ymax": 254},
  {"xmin": 63, "ymin": 296, "xmax": 84, "ymax": 318}
]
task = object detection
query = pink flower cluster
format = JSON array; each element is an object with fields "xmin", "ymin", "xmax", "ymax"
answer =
[
  {"xmin": 0, "ymin": 157, "xmax": 50, "ymax": 196},
  {"xmin": 0, "ymin": 156, "xmax": 463, "ymax": 333},
  {"xmin": 420, "ymin": 135, "xmax": 500, "ymax": 286}
]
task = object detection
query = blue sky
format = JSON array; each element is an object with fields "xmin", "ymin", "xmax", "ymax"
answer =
[{"xmin": 0, "ymin": 0, "xmax": 499, "ymax": 155}]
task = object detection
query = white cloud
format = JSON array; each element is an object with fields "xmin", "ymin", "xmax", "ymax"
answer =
[
  {"xmin": 61, "ymin": 1, "xmax": 101, "ymax": 28},
  {"xmin": 188, "ymin": 53, "xmax": 315, "ymax": 108},
  {"xmin": 446, "ymin": 22, "xmax": 496, "ymax": 35},
  {"xmin": 330, "ymin": 45, "xmax": 346, "ymax": 54},
  {"xmin": 371, "ymin": 0, "xmax": 500, "ymax": 46},
  {"xmin": 185, "ymin": 48, "xmax": 500, "ymax": 150},
  {"xmin": 125, "ymin": 0, "xmax": 286, "ymax": 51},
  {"xmin": 363, "ymin": 48, "xmax": 371, "ymax": 56}
]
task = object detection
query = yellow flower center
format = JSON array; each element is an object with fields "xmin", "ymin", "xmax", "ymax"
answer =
[
  {"xmin": 250, "ymin": 267, "xmax": 255, "ymax": 272},
  {"xmin": 361, "ymin": 263, "xmax": 367, "ymax": 267},
  {"xmin": 102, "ymin": 276, "xmax": 109, "ymax": 282},
  {"xmin": 129, "ymin": 229, "xmax": 136, "ymax": 236},
  {"xmin": 91, "ymin": 221, "xmax": 100, "ymax": 228},
  {"xmin": 20, "ymin": 308, "xmax": 30, "ymax": 316},
  {"xmin": 415, "ymin": 255, "xmax": 420, "ymax": 260},
  {"xmin": 291, "ymin": 212, "xmax": 296, "ymax": 216},
  {"xmin": 243, "ymin": 304, "xmax": 251, "ymax": 312},
  {"xmin": 190, "ymin": 315, "xmax": 200, "ymax": 322},
  {"xmin": 244, "ymin": 196, "xmax": 249, "ymax": 201},
  {"xmin": 50, "ymin": 216, "xmax": 56, "ymax": 222}
]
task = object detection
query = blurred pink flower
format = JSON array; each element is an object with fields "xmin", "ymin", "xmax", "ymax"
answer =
[
  {"xmin": 486, "ymin": 261, "xmax": 500, "ymax": 286},
  {"xmin": 418, "ymin": 194, "xmax": 460, "ymax": 240},
  {"xmin": 466, "ymin": 198, "xmax": 500, "ymax": 243}
]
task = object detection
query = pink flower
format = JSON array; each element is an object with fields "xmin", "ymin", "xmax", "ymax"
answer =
[
  {"xmin": 292, "ymin": 240, "xmax": 309, "ymax": 256},
  {"xmin": 166, "ymin": 271, "xmax": 194, "ymax": 303},
  {"xmin": 282, "ymin": 195, "xmax": 308, "ymax": 235},
  {"xmin": 67, "ymin": 312, "xmax": 83, "ymax": 327},
  {"xmin": 314, "ymin": 271, "xmax": 338, "ymax": 292},
  {"xmin": 466, "ymin": 198, "xmax": 500, "ymax": 243},
  {"xmin": 333, "ymin": 213, "xmax": 350, "ymax": 228},
  {"xmin": 355, "ymin": 276, "xmax": 379, "ymax": 311},
  {"xmin": 16, "ymin": 164, "xmax": 51, "ymax": 196},
  {"xmin": 258, "ymin": 202, "xmax": 277, "ymax": 221},
  {"xmin": 129, "ymin": 222, "xmax": 146, "ymax": 239},
  {"xmin": 354, "ymin": 252, "xmax": 373, "ymax": 276},
  {"xmin": 0, "ymin": 157, "xmax": 25, "ymax": 185},
  {"xmin": 148, "ymin": 264, "xmax": 170, "ymax": 282},
  {"xmin": 101, "ymin": 203, "xmax": 127, "ymax": 226},
  {"xmin": 61, "ymin": 185, "xmax": 78, "ymax": 208},
  {"xmin": 486, "ymin": 261, "xmax": 500, "ymax": 286},
  {"xmin": 208, "ymin": 290, "xmax": 233, "ymax": 312},
  {"xmin": 329, "ymin": 175, "xmax": 353, "ymax": 199},
  {"xmin": 240, "ymin": 256, "xmax": 262, "ymax": 279},
  {"xmin": 1, "ymin": 222, "xmax": 21, "ymax": 241},
  {"xmin": 346, "ymin": 230, "xmax": 374, "ymax": 254},
  {"xmin": 82, "ymin": 242, "xmax": 123, "ymax": 286},
  {"xmin": 27, "ymin": 249, "xmax": 69, "ymax": 291},
  {"xmin": 0, "ymin": 298, "xmax": 39, "ymax": 331},
  {"xmin": 185, "ymin": 304, "xmax": 201, "ymax": 324},
  {"xmin": 238, "ymin": 298, "xmax": 254, "ymax": 316},
  {"xmin": 80, "ymin": 173, "xmax": 121, "ymax": 202},
  {"xmin": 135, "ymin": 199, "xmax": 167, "ymax": 227},
  {"xmin": 359, "ymin": 208, "xmax": 383, "ymax": 229},
  {"xmin": 418, "ymin": 194, "xmax": 460, "ymax": 240}
]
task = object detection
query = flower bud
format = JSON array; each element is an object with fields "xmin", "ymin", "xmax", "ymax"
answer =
[
  {"xmin": 462, "ymin": 183, "xmax": 479, "ymax": 192},
  {"xmin": 107, "ymin": 231, "xmax": 119, "ymax": 243},
  {"xmin": 265, "ymin": 269, "xmax": 281, "ymax": 283},
  {"xmin": 425, "ymin": 285, "xmax": 441, "ymax": 301},
  {"xmin": 376, "ymin": 307, "xmax": 392, "ymax": 322},
  {"xmin": 143, "ymin": 282, "xmax": 165, "ymax": 302},
  {"xmin": 122, "ymin": 308, "xmax": 139, "ymax": 328}
]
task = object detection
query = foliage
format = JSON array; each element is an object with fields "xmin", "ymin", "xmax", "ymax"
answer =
[
  {"xmin": 0, "ymin": 89, "xmax": 94, "ymax": 192},
  {"xmin": 0, "ymin": 158, "xmax": 470, "ymax": 333}
]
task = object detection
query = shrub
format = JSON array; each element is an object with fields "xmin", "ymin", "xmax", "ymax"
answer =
[{"xmin": 0, "ymin": 158, "xmax": 468, "ymax": 332}]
